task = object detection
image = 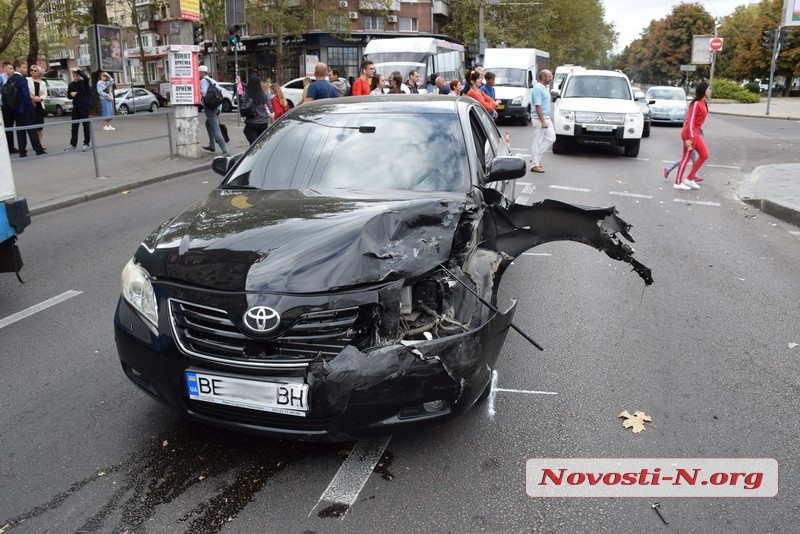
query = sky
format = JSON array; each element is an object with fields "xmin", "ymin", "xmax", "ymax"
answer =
[{"xmin": 603, "ymin": 0, "xmax": 759, "ymax": 52}]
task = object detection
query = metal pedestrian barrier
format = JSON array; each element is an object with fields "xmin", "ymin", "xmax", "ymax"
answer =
[{"xmin": 4, "ymin": 111, "xmax": 175, "ymax": 178}]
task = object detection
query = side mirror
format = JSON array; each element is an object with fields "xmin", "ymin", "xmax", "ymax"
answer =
[
  {"xmin": 211, "ymin": 154, "xmax": 236, "ymax": 176},
  {"xmin": 634, "ymin": 90, "xmax": 645, "ymax": 100},
  {"xmin": 550, "ymin": 89, "xmax": 560, "ymax": 100},
  {"xmin": 485, "ymin": 156, "xmax": 527, "ymax": 183}
]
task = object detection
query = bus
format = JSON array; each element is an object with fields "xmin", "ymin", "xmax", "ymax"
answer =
[{"xmin": 363, "ymin": 37, "xmax": 465, "ymax": 91}]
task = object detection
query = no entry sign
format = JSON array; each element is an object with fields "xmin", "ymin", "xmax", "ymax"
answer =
[{"xmin": 710, "ymin": 37, "xmax": 724, "ymax": 51}]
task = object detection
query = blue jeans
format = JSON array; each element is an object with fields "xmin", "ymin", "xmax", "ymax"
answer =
[
  {"xmin": 667, "ymin": 150, "xmax": 698, "ymax": 173},
  {"xmin": 204, "ymin": 107, "xmax": 227, "ymax": 152}
]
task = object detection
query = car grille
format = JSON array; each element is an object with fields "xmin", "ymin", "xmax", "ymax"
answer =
[
  {"xmin": 575, "ymin": 111, "xmax": 625, "ymax": 124},
  {"xmin": 188, "ymin": 400, "xmax": 333, "ymax": 432},
  {"xmin": 169, "ymin": 299, "xmax": 363, "ymax": 368}
]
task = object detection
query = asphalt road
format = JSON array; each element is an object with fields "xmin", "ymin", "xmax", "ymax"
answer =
[{"xmin": 1, "ymin": 115, "xmax": 799, "ymax": 533}]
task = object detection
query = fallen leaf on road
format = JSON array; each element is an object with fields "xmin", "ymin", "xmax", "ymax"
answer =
[
  {"xmin": 619, "ymin": 410, "xmax": 653, "ymax": 433},
  {"xmin": 613, "ymin": 180, "xmax": 625, "ymax": 184},
  {"xmin": 121, "ymin": 190, "xmax": 130, "ymax": 195},
  {"xmin": 162, "ymin": 440, "xmax": 168, "ymax": 447}
]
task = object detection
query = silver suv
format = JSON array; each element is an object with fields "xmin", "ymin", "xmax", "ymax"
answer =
[{"xmin": 551, "ymin": 69, "xmax": 644, "ymax": 157}]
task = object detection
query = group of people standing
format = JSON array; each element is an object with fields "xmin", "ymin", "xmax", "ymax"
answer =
[
  {"xmin": 1, "ymin": 59, "xmax": 120, "ymax": 156},
  {"xmin": 1, "ymin": 59, "xmax": 46, "ymax": 157}
]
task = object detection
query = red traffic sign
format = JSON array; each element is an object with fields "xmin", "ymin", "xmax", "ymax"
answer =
[{"xmin": 710, "ymin": 37, "xmax": 724, "ymax": 51}]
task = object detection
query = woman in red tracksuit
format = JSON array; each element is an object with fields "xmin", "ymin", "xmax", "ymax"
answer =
[{"xmin": 675, "ymin": 81, "xmax": 710, "ymax": 190}]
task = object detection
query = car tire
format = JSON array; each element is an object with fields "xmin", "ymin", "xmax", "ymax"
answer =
[
  {"xmin": 643, "ymin": 123, "xmax": 651, "ymax": 138},
  {"xmin": 476, "ymin": 378, "xmax": 493, "ymax": 404},
  {"xmin": 149, "ymin": 102, "xmax": 158, "ymax": 113},
  {"xmin": 118, "ymin": 104, "xmax": 129, "ymax": 115},
  {"xmin": 520, "ymin": 107, "xmax": 531, "ymax": 126},
  {"xmin": 624, "ymin": 139, "xmax": 641, "ymax": 158},
  {"xmin": 55, "ymin": 105, "xmax": 64, "ymax": 117},
  {"xmin": 222, "ymin": 99, "xmax": 232, "ymax": 113},
  {"xmin": 552, "ymin": 136, "xmax": 567, "ymax": 154}
]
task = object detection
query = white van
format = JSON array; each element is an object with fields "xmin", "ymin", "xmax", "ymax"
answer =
[
  {"xmin": 482, "ymin": 48, "xmax": 550, "ymax": 125},
  {"xmin": 552, "ymin": 65, "xmax": 584, "ymax": 92}
]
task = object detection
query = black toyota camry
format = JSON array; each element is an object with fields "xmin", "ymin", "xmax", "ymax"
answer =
[{"xmin": 114, "ymin": 95, "xmax": 652, "ymax": 441}]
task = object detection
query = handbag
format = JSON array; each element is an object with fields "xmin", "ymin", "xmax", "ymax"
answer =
[{"xmin": 238, "ymin": 92, "xmax": 256, "ymax": 118}]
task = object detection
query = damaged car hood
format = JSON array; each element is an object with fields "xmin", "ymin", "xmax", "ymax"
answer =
[{"xmin": 137, "ymin": 189, "xmax": 467, "ymax": 292}]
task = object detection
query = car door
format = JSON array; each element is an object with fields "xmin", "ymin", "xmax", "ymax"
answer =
[{"xmin": 133, "ymin": 89, "xmax": 148, "ymax": 112}]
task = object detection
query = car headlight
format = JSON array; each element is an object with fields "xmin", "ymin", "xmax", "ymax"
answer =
[
  {"xmin": 625, "ymin": 113, "xmax": 641, "ymax": 124},
  {"xmin": 121, "ymin": 258, "xmax": 158, "ymax": 326},
  {"xmin": 511, "ymin": 95, "xmax": 523, "ymax": 105},
  {"xmin": 558, "ymin": 108, "xmax": 575, "ymax": 122}
]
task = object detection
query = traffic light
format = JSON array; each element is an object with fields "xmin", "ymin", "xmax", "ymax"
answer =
[
  {"xmin": 229, "ymin": 25, "xmax": 240, "ymax": 45},
  {"xmin": 779, "ymin": 29, "xmax": 793, "ymax": 49},
  {"xmin": 193, "ymin": 23, "xmax": 204, "ymax": 45},
  {"xmin": 760, "ymin": 29, "xmax": 772, "ymax": 50}
]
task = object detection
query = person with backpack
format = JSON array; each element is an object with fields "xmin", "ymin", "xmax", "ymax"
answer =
[
  {"xmin": 1, "ymin": 60, "xmax": 19, "ymax": 153},
  {"xmin": 5, "ymin": 59, "xmax": 46, "ymax": 157},
  {"xmin": 66, "ymin": 68, "xmax": 92, "ymax": 151},
  {"xmin": 237, "ymin": 75, "xmax": 271, "ymax": 145},
  {"xmin": 198, "ymin": 65, "xmax": 229, "ymax": 155}
]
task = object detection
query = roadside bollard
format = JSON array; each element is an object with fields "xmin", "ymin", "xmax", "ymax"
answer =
[{"xmin": 505, "ymin": 131, "xmax": 510, "ymax": 146}]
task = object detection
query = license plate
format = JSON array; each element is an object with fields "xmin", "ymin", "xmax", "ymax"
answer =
[
  {"xmin": 586, "ymin": 124, "xmax": 614, "ymax": 132},
  {"xmin": 497, "ymin": 104, "xmax": 505, "ymax": 110},
  {"xmin": 186, "ymin": 371, "xmax": 309, "ymax": 416}
]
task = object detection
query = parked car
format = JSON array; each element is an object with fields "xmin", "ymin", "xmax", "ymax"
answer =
[
  {"xmin": 280, "ymin": 77, "xmax": 306, "ymax": 108},
  {"xmin": 645, "ymin": 86, "xmax": 688, "ymax": 125},
  {"xmin": 114, "ymin": 95, "xmax": 652, "ymax": 442},
  {"xmin": 633, "ymin": 89, "xmax": 652, "ymax": 137},
  {"xmin": 114, "ymin": 88, "xmax": 160, "ymax": 115},
  {"xmin": 216, "ymin": 82, "xmax": 238, "ymax": 112},
  {"xmin": 41, "ymin": 78, "xmax": 73, "ymax": 117},
  {"xmin": 550, "ymin": 69, "xmax": 645, "ymax": 157}
]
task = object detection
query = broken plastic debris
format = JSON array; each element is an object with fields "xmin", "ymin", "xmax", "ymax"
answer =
[{"xmin": 789, "ymin": 343, "xmax": 798, "ymax": 349}]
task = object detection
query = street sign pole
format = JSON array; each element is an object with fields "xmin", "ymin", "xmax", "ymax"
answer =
[{"xmin": 766, "ymin": 29, "xmax": 779, "ymax": 116}]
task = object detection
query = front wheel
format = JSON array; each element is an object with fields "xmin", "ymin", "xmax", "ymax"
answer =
[
  {"xmin": 624, "ymin": 139, "xmax": 641, "ymax": 158},
  {"xmin": 519, "ymin": 107, "xmax": 531, "ymax": 126},
  {"xmin": 55, "ymin": 105, "xmax": 64, "ymax": 117},
  {"xmin": 149, "ymin": 102, "xmax": 158, "ymax": 113},
  {"xmin": 118, "ymin": 105, "xmax": 129, "ymax": 115},
  {"xmin": 222, "ymin": 99, "xmax": 232, "ymax": 113},
  {"xmin": 552, "ymin": 135, "xmax": 568, "ymax": 154}
]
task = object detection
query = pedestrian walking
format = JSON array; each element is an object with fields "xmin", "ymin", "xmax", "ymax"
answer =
[
  {"xmin": 66, "ymin": 68, "xmax": 92, "ymax": 151},
  {"xmin": 529, "ymin": 69, "xmax": 555, "ymax": 173},
  {"xmin": 674, "ymin": 82, "xmax": 710, "ymax": 191},
  {"xmin": 269, "ymin": 82, "xmax": 289, "ymax": 120},
  {"xmin": 9, "ymin": 59, "xmax": 46, "ymax": 157},
  {"xmin": 239, "ymin": 75, "xmax": 271, "ymax": 145},
  {"xmin": 27, "ymin": 64, "xmax": 47, "ymax": 149},
  {"xmin": 663, "ymin": 149, "xmax": 702, "ymax": 182},
  {"xmin": 198, "ymin": 65, "xmax": 229, "ymax": 156},
  {"xmin": 97, "ymin": 71, "xmax": 116, "ymax": 130}
]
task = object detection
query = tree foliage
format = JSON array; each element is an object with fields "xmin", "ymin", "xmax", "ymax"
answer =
[
  {"xmin": 445, "ymin": 0, "xmax": 616, "ymax": 68},
  {"xmin": 615, "ymin": 2, "xmax": 714, "ymax": 85}
]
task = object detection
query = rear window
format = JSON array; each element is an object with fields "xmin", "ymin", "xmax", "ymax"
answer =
[{"xmin": 224, "ymin": 110, "xmax": 470, "ymax": 192}]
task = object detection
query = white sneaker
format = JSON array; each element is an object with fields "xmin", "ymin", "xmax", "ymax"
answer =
[
  {"xmin": 673, "ymin": 182, "xmax": 692, "ymax": 191},
  {"xmin": 684, "ymin": 179, "xmax": 700, "ymax": 190},
  {"xmin": 108, "ymin": 126, "xmax": 116, "ymax": 131},
  {"xmin": 103, "ymin": 126, "xmax": 110, "ymax": 130}
]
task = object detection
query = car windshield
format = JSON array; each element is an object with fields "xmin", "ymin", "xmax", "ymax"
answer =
[
  {"xmin": 647, "ymin": 88, "xmax": 686, "ymax": 100},
  {"xmin": 564, "ymin": 76, "xmax": 631, "ymax": 99},
  {"xmin": 491, "ymin": 68, "xmax": 527, "ymax": 87},
  {"xmin": 224, "ymin": 109, "xmax": 470, "ymax": 192}
]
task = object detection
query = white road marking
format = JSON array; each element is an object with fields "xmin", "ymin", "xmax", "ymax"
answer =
[
  {"xmin": 521, "ymin": 182, "xmax": 536, "ymax": 195},
  {"xmin": 707, "ymin": 164, "xmax": 741, "ymax": 170},
  {"xmin": 522, "ymin": 252, "xmax": 552, "ymax": 256},
  {"xmin": 487, "ymin": 370, "xmax": 558, "ymax": 420},
  {"xmin": 620, "ymin": 157, "xmax": 649, "ymax": 161},
  {"xmin": 310, "ymin": 435, "xmax": 392, "ymax": 519},
  {"xmin": 0, "ymin": 290, "xmax": 83, "ymax": 330},
  {"xmin": 549, "ymin": 185, "xmax": 591, "ymax": 192},
  {"xmin": 516, "ymin": 196, "xmax": 531, "ymax": 205},
  {"xmin": 609, "ymin": 191, "xmax": 654, "ymax": 199},
  {"xmin": 789, "ymin": 230, "xmax": 800, "ymax": 236},
  {"xmin": 673, "ymin": 199, "xmax": 721, "ymax": 207}
]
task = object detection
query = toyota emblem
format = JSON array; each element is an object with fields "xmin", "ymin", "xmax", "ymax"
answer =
[{"xmin": 243, "ymin": 306, "xmax": 281, "ymax": 333}]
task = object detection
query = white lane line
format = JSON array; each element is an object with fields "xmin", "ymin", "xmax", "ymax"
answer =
[
  {"xmin": 549, "ymin": 185, "xmax": 591, "ymax": 192},
  {"xmin": 310, "ymin": 435, "xmax": 392, "ymax": 519},
  {"xmin": 0, "ymin": 290, "xmax": 83, "ymax": 330},
  {"xmin": 707, "ymin": 164, "xmax": 741, "ymax": 170},
  {"xmin": 620, "ymin": 157, "xmax": 649, "ymax": 161},
  {"xmin": 673, "ymin": 199, "xmax": 721, "ymax": 207},
  {"xmin": 522, "ymin": 252, "xmax": 552, "ymax": 256},
  {"xmin": 609, "ymin": 191, "xmax": 654, "ymax": 199},
  {"xmin": 516, "ymin": 196, "xmax": 531, "ymax": 205},
  {"xmin": 789, "ymin": 230, "xmax": 800, "ymax": 236}
]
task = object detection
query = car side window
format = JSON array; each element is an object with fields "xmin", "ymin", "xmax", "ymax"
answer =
[{"xmin": 469, "ymin": 108, "xmax": 500, "ymax": 176}]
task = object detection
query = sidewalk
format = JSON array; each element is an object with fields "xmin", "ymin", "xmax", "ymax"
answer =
[{"xmin": 7, "ymin": 99, "xmax": 800, "ymax": 228}]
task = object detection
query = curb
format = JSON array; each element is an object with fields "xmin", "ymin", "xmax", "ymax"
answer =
[
  {"xmin": 740, "ymin": 197, "xmax": 800, "ymax": 227},
  {"xmin": 710, "ymin": 110, "xmax": 800, "ymax": 121},
  {"xmin": 737, "ymin": 165, "xmax": 800, "ymax": 228},
  {"xmin": 30, "ymin": 161, "xmax": 212, "ymax": 216}
]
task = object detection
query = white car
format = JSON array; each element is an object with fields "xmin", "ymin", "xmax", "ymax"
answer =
[
  {"xmin": 216, "ymin": 82, "xmax": 238, "ymax": 112},
  {"xmin": 551, "ymin": 69, "xmax": 644, "ymax": 158},
  {"xmin": 281, "ymin": 77, "xmax": 307, "ymax": 108}
]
